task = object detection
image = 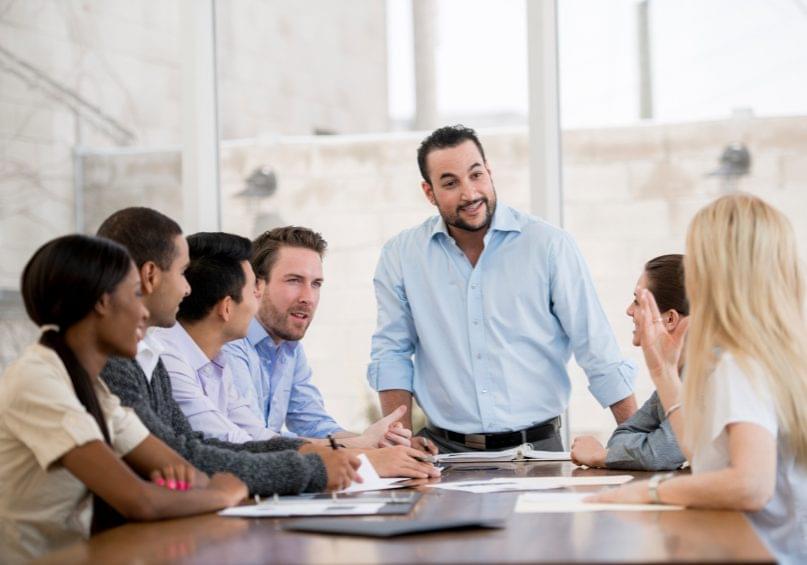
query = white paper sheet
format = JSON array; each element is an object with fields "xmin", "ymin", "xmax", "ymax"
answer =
[
  {"xmin": 426, "ymin": 475, "xmax": 634, "ymax": 493},
  {"xmin": 340, "ymin": 453, "xmax": 410, "ymax": 493},
  {"xmin": 515, "ymin": 492, "xmax": 684, "ymax": 513},
  {"xmin": 219, "ymin": 501, "xmax": 386, "ymax": 518}
]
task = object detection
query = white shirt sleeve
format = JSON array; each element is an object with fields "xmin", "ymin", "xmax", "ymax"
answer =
[{"xmin": 707, "ymin": 353, "xmax": 778, "ymax": 442}]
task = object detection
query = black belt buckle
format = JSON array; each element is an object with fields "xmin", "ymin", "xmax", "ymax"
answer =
[{"xmin": 464, "ymin": 434, "xmax": 487, "ymax": 450}]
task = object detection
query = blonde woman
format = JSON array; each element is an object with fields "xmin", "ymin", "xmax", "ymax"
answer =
[{"xmin": 590, "ymin": 194, "xmax": 807, "ymax": 562}]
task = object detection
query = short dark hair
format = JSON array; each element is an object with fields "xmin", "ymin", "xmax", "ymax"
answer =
[
  {"xmin": 97, "ymin": 207, "xmax": 182, "ymax": 270},
  {"xmin": 645, "ymin": 254, "xmax": 689, "ymax": 316},
  {"xmin": 178, "ymin": 232, "xmax": 252, "ymax": 322},
  {"xmin": 251, "ymin": 226, "xmax": 327, "ymax": 281},
  {"xmin": 417, "ymin": 124, "xmax": 487, "ymax": 185}
]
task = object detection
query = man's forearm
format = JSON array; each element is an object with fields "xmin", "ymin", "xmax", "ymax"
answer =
[
  {"xmin": 379, "ymin": 389, "xmax": 413, "ymax": 430},
  {"xmin": 609, "ymin": 394, "xmax": 638, "ymax": 424},
  {"xmin": 333, "ymin": 432, "xmax": 367, "ymax": 449}
]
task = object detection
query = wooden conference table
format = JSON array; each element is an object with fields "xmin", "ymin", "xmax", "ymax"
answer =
[{"xmin": 35, "ymin": 462, "xmax": 773, "ymax": 564}]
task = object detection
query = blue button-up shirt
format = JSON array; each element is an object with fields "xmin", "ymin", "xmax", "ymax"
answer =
[
  {"xmin": 224, "ymin": 318, "xmax": 343, "ymax": 438},
  {"xmin": 367, "ymin": 203, "xmax": 635, "ymax": 434}
]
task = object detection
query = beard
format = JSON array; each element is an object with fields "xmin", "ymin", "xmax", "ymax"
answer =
[
  {"xmin": 259, "ymin": 301, "xmax": 313, "ymax": 342},
  {"xmin": 440, "ymin": 190, "xmax": 497, "ymax": 233}
]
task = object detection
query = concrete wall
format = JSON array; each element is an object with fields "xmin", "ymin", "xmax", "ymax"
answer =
[
  {"xmin": 51, "ymin": 115, "xmax": 807, "ymax": 438},
  {"xmin": 0, "ymin": 0, "xmax": 388, "ymax": 289}
]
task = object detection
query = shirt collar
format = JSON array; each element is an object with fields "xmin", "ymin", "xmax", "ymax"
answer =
[
  {"xmin": 247, "ymin": 317, "xmax": 271, "ymax": 347},
  {"xmin": 164, "ymin": 322, "xmax": 224, "ymax": 373},
  {"xmin": 429, "ymin": 202, "xmax": 521, "ymax": 241},
  {"xmin": 136, "ymin": 327, "xmax": 165, "ymax": 381},
  {"xmin": 138, "ymin": 327, "xmax": 165, "ymax": 356},
  {"xmin": 489, "ymin": 203, "xmax": 521, "ymax": 234},
  {"xmin": 246, "ymin": 317, "xmax": 299, "ymax": 354}
]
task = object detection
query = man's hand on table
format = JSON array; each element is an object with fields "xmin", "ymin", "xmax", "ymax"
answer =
[{"xmin": 570, "ymin": 435, "xmax": 607, "ymax": 467}]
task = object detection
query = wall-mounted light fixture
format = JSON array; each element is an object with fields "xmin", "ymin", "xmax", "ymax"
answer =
[
  {"xmin": 707, "ymin": 143, "xmax": 751, "ymax": 192},
  {"xmin": 238, "ymin": 166, "xmax": 278, "ymax": 198}
]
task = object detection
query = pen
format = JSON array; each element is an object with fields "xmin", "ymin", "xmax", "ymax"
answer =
[
  {"xmin": 327, "ymin": 434, "xmax": 339, "ymax": 450},
  {"xmin": 418, "ymin": 436, "xmax": 437, "ymax": 454}
]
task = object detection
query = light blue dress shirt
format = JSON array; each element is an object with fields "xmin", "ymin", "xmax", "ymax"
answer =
[
  {"xmin": 224, "ymin": 318, "xmax": 343, "ymax": 438},
  {"xmin": 154, "ymin": 323, "xmax": 278, "ymax": 443},
  {"xmin": 367, "ymin": 203, "xmax": 636, "ymax": 434}
]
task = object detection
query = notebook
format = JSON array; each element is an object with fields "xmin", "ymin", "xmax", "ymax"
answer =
[{"xmin": 435, "ymin": 443, "xmax": 571, "ymax": 464}]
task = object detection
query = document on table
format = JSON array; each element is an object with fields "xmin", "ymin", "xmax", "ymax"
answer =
[
  {"xmin": 340, "ymin": 453, "xmax": 410, "ymax": 493},
  {"xmin": 220, "ymin": 454, "xmax": 414, "ymax": 518},
  {"xmin": 515, "ymin": 492, "xmax": 684, "ymax": 513},
  {"xmin": 426, "ymin": 475, "xmax": 634, "ymax": 494},
  {"xmin": 435, "ymin": 444, "xmax": 571, "ymax": 464},
  {"xmin": 219, "ymin": 501, "xmax": 387, "ymax": 518}
]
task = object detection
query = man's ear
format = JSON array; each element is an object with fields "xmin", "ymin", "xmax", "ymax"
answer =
[
  {"xmin": 421, "ymin": 181, "xmax": 437, "ymax": 206},
  {"xmin": 217, "ymin": 296, "xmax": 233, "ymax": 322},
  {"xmin": 140, "ymin": 261, "xmax": 161, "ymax": 295}
]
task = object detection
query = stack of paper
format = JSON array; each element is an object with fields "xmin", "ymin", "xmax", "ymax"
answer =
[{"xmin": 434, "ymin": 444, "xmax": 571, "ymax": 464}]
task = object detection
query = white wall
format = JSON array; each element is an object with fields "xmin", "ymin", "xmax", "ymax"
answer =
[
  {"xmin": 63, "ymin": 115, "xmax": 807, "ymax": 436},
  {"xmin": 0, "ymin": 0, "xmax": 388, "ymax": 288}
]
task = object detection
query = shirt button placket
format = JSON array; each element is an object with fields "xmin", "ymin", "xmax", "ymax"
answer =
[{"xmin": 469, "ymin": 275, "xmax": 490, "ymax": 430}]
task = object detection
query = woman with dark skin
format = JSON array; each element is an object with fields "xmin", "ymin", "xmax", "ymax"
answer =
[{"xmin": 0, "ymin": 235, "xmax": 247, "ymax": 560}]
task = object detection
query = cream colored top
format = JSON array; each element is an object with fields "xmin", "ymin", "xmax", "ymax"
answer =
[
  {"xmin": 0, "ymin": 343, "xmax": 149, "ymax": 561},
  {"xmin": 692, "ymin": 352, "xmax": 807, "ymax": 563}
]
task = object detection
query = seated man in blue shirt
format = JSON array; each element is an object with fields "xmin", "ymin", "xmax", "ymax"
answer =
[
  {"xmin": 224, "ymin": 227, "xmax": 425, "ymax": 453},
  {"xmin": 368, "ymin": 124, "xmax": 638, "ymax": 453},
  {"xmin": 163, "ymin": 231, "xmax": 437, "ymax": 479}
]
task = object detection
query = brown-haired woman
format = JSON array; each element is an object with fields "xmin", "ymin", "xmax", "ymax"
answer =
[{"xmin": 571, "ymin": 254, "xmax": 688, "ymax": 471}]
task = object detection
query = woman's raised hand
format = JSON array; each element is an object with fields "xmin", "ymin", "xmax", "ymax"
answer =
[{"xmin": 635, "ymin": 288, "xmax": 689, "ymax": 380}]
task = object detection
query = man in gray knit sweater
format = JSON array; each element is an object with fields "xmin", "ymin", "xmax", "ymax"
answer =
[{"xmin": 98, "ymin": 208, "xmax": 359, "ymax": 494}]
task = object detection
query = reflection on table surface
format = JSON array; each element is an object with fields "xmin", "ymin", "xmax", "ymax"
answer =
[{"xmin": 33, "ymin": 462, "xmax": 773, "ymax": 564}]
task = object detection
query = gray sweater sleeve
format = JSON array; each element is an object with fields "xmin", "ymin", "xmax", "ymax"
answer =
[
  {"xmin": 604, "ymin": 391, "xmax": 686, "ymax": 471},
  {"xmin": 204, "ymin": 436, "xmax": 305, "ymax": 453},
  {"xmin": 100, "ymin": 357, "xmax": 327, "ymax": 495}
]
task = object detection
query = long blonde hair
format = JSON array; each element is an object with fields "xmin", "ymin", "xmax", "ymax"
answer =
[{"xmin": 683, "ymin": 193, "xmax": 807, "ymax": 465}]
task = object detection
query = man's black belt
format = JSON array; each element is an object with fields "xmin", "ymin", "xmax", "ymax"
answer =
[{"xmin": 428, "ymin": 417, "xmax": 561, "ymax": 451}]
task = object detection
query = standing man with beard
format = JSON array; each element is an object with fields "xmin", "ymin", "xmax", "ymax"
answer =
[{"xmin": 368, "ymin": 125, "xmax": 638, "ymax": 454}]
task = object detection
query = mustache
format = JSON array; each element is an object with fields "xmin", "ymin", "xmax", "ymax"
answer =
[
  {"xmin": 289, "ymin": 307, "xmax": 313, "ymax": 316},
  {"xmin": 457, "ymin": 197, "xmax": 487, "ymax": 213}
]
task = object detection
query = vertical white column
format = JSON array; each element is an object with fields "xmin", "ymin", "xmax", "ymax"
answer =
[
  {"xmin": 412, "ymin": 0, "xmax": 438, "ymax": 131},
  {"xmin": 637, "ymin": 0, "xmax": 654, "ymax": 120},
  {"xmin": 527, "ymin": 0, "xmax": 568, "ymax": 447},
  {"xmin": 526, "ymin": 0, "xmax": 562, "ymax": 228},
  {"xmin": 181, "ymin": 0, "xmax": 221, "ymax": 233}
]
